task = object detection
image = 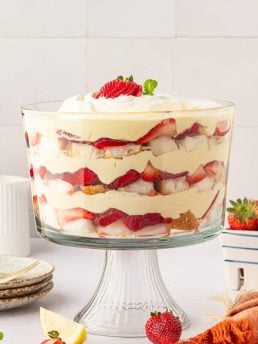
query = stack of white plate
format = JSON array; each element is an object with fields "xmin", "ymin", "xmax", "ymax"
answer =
[{"xmin": 0, "ymin": 256, "xmax": 54, "ymax": 311}]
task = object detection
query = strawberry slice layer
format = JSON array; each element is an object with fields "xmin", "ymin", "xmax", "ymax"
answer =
[
  {"xmin": 142, "ymin": 161, "xmax": 188, "ymax": 182},
  {"xmin": 136, "ymin": 118, "xmax": 177, "ymax": 144},
  {"xmin": 93, "ymin": 138, "xmax": 129, "ymax": 149},
  {"xmin": 214, "ymin": 120, "xmax": 230, "ymax": 136},
  {"xmin": 204, "ymin": 160, "xmax": 224, "ymax": 179},
  {"xmin": 95, "ymin": 208, "xmax": 126, "ymax": 227},
  {"xmin": 122, "ymin": 213, "xmax": 163, "ymax": 231},
  {"xmin": 62, "ymin": 168, "xmax": 100, "ymax": 186},
  {"xmin": 176, "ymin": 122, "xmax": 202, "ymax": 140},
  {"xmin": 58, "ymin": 208, "xmax": 96, "ymax": 225},
  {"xmin": 186, "ymin": 165, "xmax": 207, "ymax": 184},
  {"xmin": 109, "ymin": 170, "xmax": 140, "ymax": 189}
]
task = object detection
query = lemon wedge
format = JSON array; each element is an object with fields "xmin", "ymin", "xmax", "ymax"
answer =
[{"xmin": 40, "ymin": 307, "xmax": 87, "ymax": 344}]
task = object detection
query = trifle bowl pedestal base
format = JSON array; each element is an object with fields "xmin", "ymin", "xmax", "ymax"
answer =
[{"xmin": 74, "ymin": 249, "xmax": 190, "ymax": 337}]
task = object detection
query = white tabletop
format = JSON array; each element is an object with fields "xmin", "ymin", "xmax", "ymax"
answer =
[{"xmin": 1, "ymin": 237, "xmax": 231, "ymax": 344}]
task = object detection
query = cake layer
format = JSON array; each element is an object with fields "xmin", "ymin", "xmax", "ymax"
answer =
[
  {"xmin": 38, "ymin": 182, "xmax": 224, "ymax": 218},
  {"xmin": 30, "ymin": 140, "xmax": 230, "ymax": 184}
]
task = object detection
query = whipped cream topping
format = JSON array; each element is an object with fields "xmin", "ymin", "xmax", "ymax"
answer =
[{"xmin": 58, "ymin": 93, "xmax": 221, "ymax": 113}]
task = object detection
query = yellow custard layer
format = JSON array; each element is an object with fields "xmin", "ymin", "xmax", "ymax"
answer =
[
  {"xmin": 23, "ymin": 109, "xmax": 233, "ymax": 141},
  {"xmin": 31, "ymin": 138, "xmax": 231, "ymax": 184},
  {"xmin": 39, "ymin": 182, "xmax": 224, "ymax": 218}
]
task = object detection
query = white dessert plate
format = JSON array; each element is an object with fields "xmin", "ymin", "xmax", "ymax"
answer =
[
  {"xmin": 0, "ymin": 275, "xmax": 53, "ymax": 299},
  {"xmin": 0, "ymin": 281, "xmax": 53, "ymax": 311},
  {"xmin": 0, "ymin": 256, "xmax": 54, "ymax": 289}
]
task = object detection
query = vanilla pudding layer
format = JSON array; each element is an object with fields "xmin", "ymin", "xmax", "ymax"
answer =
[
  {"xmin": 23, "ymin": 109, "xmax": 233, "ymax": 143},
  {"xmin": 31, "ymin": 140, "xmax": 230, "ymax": 184},
  {"xmin": 38, "ymin": 182, "xmax": 224, "ymax": 219}
]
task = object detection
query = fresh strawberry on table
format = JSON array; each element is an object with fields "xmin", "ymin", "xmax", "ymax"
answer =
[
  {"xmin": 227, "ymin": 198, "xmax": 258, "ymax": 230},
  {"xmin": 145, "ymin": 309, "xmax": 182, "ymax": 344}
]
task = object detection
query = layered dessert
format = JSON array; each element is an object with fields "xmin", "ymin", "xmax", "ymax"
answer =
[{"xmin": 23, "ymin": 76, "xmax": 234, "ymax": 239}]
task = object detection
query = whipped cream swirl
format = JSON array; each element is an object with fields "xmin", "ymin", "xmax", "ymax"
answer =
[{"xmin": 59, "ymin": 93, "xmax": 221, "ymax": 113}]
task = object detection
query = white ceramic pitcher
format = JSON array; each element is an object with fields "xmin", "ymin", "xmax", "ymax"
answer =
[{"xmin": 0, "ymin": 176, "xmax": 30, "ymax": 256}]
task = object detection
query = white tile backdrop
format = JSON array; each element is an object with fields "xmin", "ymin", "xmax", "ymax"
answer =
[{"xmin": 0, "ymin": 0, "xmax": 257, "ymax": 236}]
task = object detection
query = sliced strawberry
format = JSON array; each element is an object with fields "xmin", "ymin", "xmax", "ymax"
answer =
[
  {"xmin": 38, "ymin": 166, "xmax": 48, "ymax": 179},
  {"xmin": 93, "ymin": 138, "xmax": 129, "ymax": 149},
  {"xmin": 176, "ymin": 122, "xmax": 202, "ymax": 140},
  {"xmin": 186, "ymin": 165, "xmax": 207, "ymax": 184},
  {"xmin": 109, "ymin": 170, "xmax": 140, "ymax": 189},
  {"xmin": 30, "ymin": 132, "xmax": 41, "ymax": 146},
  {"xmin": 136, "ymin": 118, "xmax": 177, "ymax": 144},
  {"xmin": 58, "ymin": 208, "xmax": 95, "ymax": 225},
  {"xmin": 214, "ymin": 120, "xmax": 230, "ymax": 136},
  {"xmin": 95, "ymin": 208, "xmax": 126, "ymax": 227},
  {"xmin": 39, "ymin": 194, "xmax": 47, "ymax": 205},
  {"xmin": 141, "ymin": 161, "xmax": 188, "ymax": 182},
  {"xmin": 123, "ymin": 213, "xmax": 163, "ymax": 231},
  {"xmin": 25, "ymin": 131, "xmax": 30, "ymax": 147},
  {"xmin": 29, "ymin": 166, "xmax": 34, "ymax": 178},
  {"xmin": 204, "ymin": 160, "xmax": 224, "ymax": 180},
  {"xmin": 95, "ymin": 79, "xmax": 142, "ymax": 99},
  {"xmin": 62, "ymin": 168, "xmax": 100, "ymax": 186}
]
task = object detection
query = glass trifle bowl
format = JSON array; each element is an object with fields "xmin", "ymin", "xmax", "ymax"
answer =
[{"xmin": 22, "ymin": 82, "xmax": 234, "ymax": 337}]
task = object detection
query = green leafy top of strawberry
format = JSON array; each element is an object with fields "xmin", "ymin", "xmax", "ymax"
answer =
[
  {"xmin": 227, "ymin": 198, "xmax": 257, "ymax": 223},
  {"xmin": 0, "ymin": 332, "xmax": 3, "ymax": 341},
  {"xmin": 48, "ymin": 330, "xmax": 65, "ymax": 344}
]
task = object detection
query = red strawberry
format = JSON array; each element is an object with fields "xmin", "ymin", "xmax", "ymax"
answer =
[
  {"xmin": 41, "ymin": 339, "xmax": 63, "ymax": 344},
  {"xmin": 204, "ymin": 160, "xmax": 224, "ymax": 180},
  {"xmin": 214, "ymin": 120, "xmax": 230, "ymax": 136},
  {"xmin": 93, "ymin": 138, "xmax": 129, "ymax": 149},
  {"xmin": 95, "ymin": 208, "xmax": 126, "ymax": 227},
  {"xmin": 29, "ymin": 166, "xmax": 34, "ymax": 178},
  {"xmin": 145, "ymin": 310, "xmax": 182, "ymax": 344},
  {"xmin": 95, "ymin": 78, "xmax": 142, "ymax": 99},
  {"xmin": 176, "ymin": 122, "xmax": 202, "ymax": 140},
  {"xmin": 186, "ymin": 165, "xmax": 207, "ymax": 185},
  {"xmin": 25, "ymin": 131, "xmax": 30, "ymax": 147},
  {"xmin": 137, "ymin": 118, "xmax": 177, "ymax": 144},
  {"xmin": 123, "ymin": 213, "xmax": 163, "ymax": 231},
  {"xmin": 109, "ymin": 170, "xmax": 140, "ymax": 189},
  {"xmin": 227, "ymin": 198, "xmax": 258, "ymax": 230},
  {"xmin": 38, "ymin": 166, "xmax": 48, "ymax": 179},
  {"xmin": 62, "ymin": 168, "xmax": 100, "ymax": 186},
  {"xmin": 39, "ymin": 194, "xmax": 47, "ymax": 205},
  {"xmin": 57, "ymin": 208, "xmax": 95, "ymax": 225},
  {"xmin": 29, "ymin": 132, "xmax": 41, "ymax": 146},
  {"xmin": 142, "ymin": 161, "xmax": 188, "ymax": 182}
]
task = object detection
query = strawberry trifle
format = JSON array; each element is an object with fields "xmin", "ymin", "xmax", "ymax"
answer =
[{"xmin": 22, "ymin": 76, "xmax": 234, "ymax": 242}]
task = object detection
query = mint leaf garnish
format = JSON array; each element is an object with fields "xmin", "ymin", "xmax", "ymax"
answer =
[
  {"xmin": 0, "ymin": 332, "xmax": 3, "ymax": 340},
  {"xmin": 143, "ymin": 79, "xmax": 158, "ymax": 95},
  {"xmin": 117, "ymin": 75, "xmax": 123, "ymax": 80}
]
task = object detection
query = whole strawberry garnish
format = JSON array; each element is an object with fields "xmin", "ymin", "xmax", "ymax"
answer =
[
  {"xmin": 145, "ymin": 310, "xmax": 182, "ymax": 344},
  {"xmin": 227, "ymin": 198, "xmax": 258, "ymax": 230},
  {"xmin": 95, "ymin": 75, "xmax": 142, "ymax": 99}
]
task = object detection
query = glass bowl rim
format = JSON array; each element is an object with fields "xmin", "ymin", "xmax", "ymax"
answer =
[{"xmin": 21, "ymin": 98, "xmax": 234, "ymax": 115}]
